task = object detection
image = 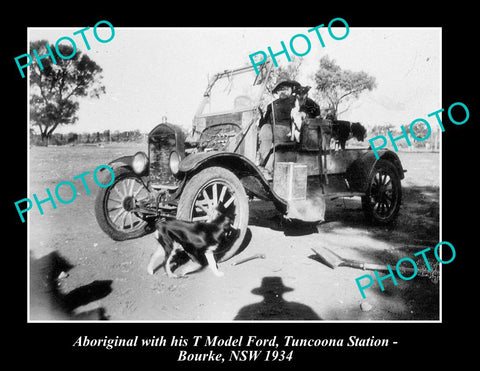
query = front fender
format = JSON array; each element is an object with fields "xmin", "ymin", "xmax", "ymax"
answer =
[
  {"xmin": 179, "ymin": 151, "xmax": 255, "ymax": 173},
  {"xmin": 178, "ymin": 151, "xmax": 288, "ymax": 213},
  {"xmin": 106, "ymin": 152, "xmax": 149, "ymax": 176},
  {"xmin": 107, "ymin": 155, "xmax": 134, "ymax": 171},
  {"xmin": 100, "ymin": 155, "xmax": 150, "ymax": 189}
]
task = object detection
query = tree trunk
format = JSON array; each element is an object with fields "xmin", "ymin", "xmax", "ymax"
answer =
[{"xmin": 40, "ymin": 132, "xmax": 49, "ymax": 146}]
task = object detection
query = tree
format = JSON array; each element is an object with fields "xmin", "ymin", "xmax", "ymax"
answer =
[
  {"xmin": 370, "ymin": 123, "xmax": 396, "ymax": 137},
  {"xmin": 266, "ymin": 57, "xmax": 303, "ymax": 94},
  {"xmin": 29, "ymin": 40, "xmax": 105, "ymax": 145},
  {"xmin": 312, "ymin": 55, "xmax": 376, "ymax": 119}
]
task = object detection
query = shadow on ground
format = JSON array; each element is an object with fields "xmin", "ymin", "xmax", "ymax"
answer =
[
  {"xmin": 234, "ymin": 276, "xmax": 321, "ymax": 320},
  {"xmin": 30, "ymin": 251, "xmax": 112, "ymax": 320},
  {"xmin": 247, "ymin": 184, "xmax": 440, "ymax": 320},
  {"xmin": 250, "ymin": 185, "xmax": 439, "ymax": 253}
]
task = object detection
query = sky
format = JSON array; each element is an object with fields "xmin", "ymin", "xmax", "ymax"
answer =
[{"xmin": 28, "ymin": 26, "xmax": 441, "ymax": 134}]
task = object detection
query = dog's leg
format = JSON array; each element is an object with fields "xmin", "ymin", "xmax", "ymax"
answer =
[
  {"xmin": 147, "ymin": 246, "xmax": 165, "ymax": 275},
  {"xmin": 165, "ymin": 243, "xmax": 181, "ymax": 278},
  {"xmin": 175, "ymin": 259, "xmax": 202, "ymax": 277},
  {"xmin": 205, "ymin": 248, "xmax": 224, "ymax": 277},
  {"xmin": 147, "ymin": 229, "xmax": 172, "ymax": 275}
]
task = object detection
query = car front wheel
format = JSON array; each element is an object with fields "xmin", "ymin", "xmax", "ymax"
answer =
[
  {"xmin": 94, "ymin": 167, "xmax": 151, "ymax": 240},
  {"xmin": 176, "ymin": 167, "xmax": 249, "ymax": 262}
]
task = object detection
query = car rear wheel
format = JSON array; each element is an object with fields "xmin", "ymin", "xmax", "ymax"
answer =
[
  {"xmin": 362, "ymin": 159, "xmax": 402, "ymax": 224},
  {"xmin": 177, "ymin": 167, "xmax": 249, "ymax": 262}
]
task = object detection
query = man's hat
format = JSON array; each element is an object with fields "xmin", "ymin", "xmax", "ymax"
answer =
[
  {"xmin": 272, "ymin": 80, "xmax": 302, "ymax": 94},
  {"xmin": 250, "ymin": 277, "xmax": 294, "ymax": 295}
]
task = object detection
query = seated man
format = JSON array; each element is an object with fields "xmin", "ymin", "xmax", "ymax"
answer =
[{"xmin": 258, "ymin": 81, "xmax": 298, "ymax": 178}]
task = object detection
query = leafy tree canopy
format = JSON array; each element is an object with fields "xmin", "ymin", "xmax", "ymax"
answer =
[
  {"xmin": 312, "ymin": 55, "xmax": 376, "ymax": 119},
  {"xmin": 29, "ymin": 40, "xmax": 105, "ymax": 144}
]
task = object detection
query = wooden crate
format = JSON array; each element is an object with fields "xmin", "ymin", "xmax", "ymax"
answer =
[{"xmin": 273, "ymin": 162, "xmax": 307, "ymax": 200}]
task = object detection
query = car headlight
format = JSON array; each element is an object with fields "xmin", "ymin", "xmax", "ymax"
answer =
[
  {"xmin": 169, "ymin": 151, "xmax": 180, "ymax": 175},
  {"xmin": 132, "ymin": 151, "xmax": 148, "ymax": 174}
]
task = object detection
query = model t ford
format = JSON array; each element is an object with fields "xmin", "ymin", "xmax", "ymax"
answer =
[{"xmin": 94, "ymin": 62, "xmax": 405, "ymax": 262}]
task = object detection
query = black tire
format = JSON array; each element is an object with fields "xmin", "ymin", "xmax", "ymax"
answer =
[
  {"xmin": 362, "ymin": 159, "xmax": 402, "ymax": 224},
  {"xmin": 94, "ymin": 167, "xmax": 151, "ymax": 241},
  {"xmin": 177, "ymin": 167, "xmax": 249, "ymax": 262}
]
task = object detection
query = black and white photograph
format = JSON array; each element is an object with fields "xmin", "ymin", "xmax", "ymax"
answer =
[
  {"xmin": 8, "ymin": 7, "xmax": 475, "ymax": 366},
  {"xmin": 26, "ymin": 25, "xmax": 441, "ymax": 322}
]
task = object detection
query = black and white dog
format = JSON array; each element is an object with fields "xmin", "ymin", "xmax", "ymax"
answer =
[
  {"xmin": 147, "ymin": 205, "xmax": 234, "ymax": 278},
  {"xmin": 332, "ymin": 120, "xmax": 367, "ymax": 149}
]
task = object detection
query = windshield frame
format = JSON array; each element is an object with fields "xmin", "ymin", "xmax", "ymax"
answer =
[{"xmin": 194, "ymin": 62, "xmax": 272, "ymax": 119}]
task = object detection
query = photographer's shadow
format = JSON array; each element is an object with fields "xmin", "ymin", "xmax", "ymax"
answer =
[
  {"xmin": 30, "ymin": 251, "xmax": 112, "ymax": 320},
  {"xmin": 234, "ymin": 276, "xmax": 321, "ymax": 320}
]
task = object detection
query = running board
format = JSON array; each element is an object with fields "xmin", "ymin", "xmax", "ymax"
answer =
[
  {"xmin": 325, "ymin": 192, "xmax": 365, "ymax": 200},
  {"xmin": 284, "ymin": 191, "xmax": 365, "ymax": 222}
]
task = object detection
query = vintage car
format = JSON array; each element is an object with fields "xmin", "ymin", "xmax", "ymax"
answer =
[{"xmin": 94, "ymin": 62, "xmax": 405, "ymax": 262}]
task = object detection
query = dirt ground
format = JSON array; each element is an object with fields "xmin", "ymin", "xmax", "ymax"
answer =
[{"xmin": 28, "ymin": 143, "xmax": 440, "ymax": 321}]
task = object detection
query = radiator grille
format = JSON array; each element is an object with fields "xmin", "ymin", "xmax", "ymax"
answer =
[{"xmin": 149, "ymin": 134, "xmax": 179, "ymax": 187}]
